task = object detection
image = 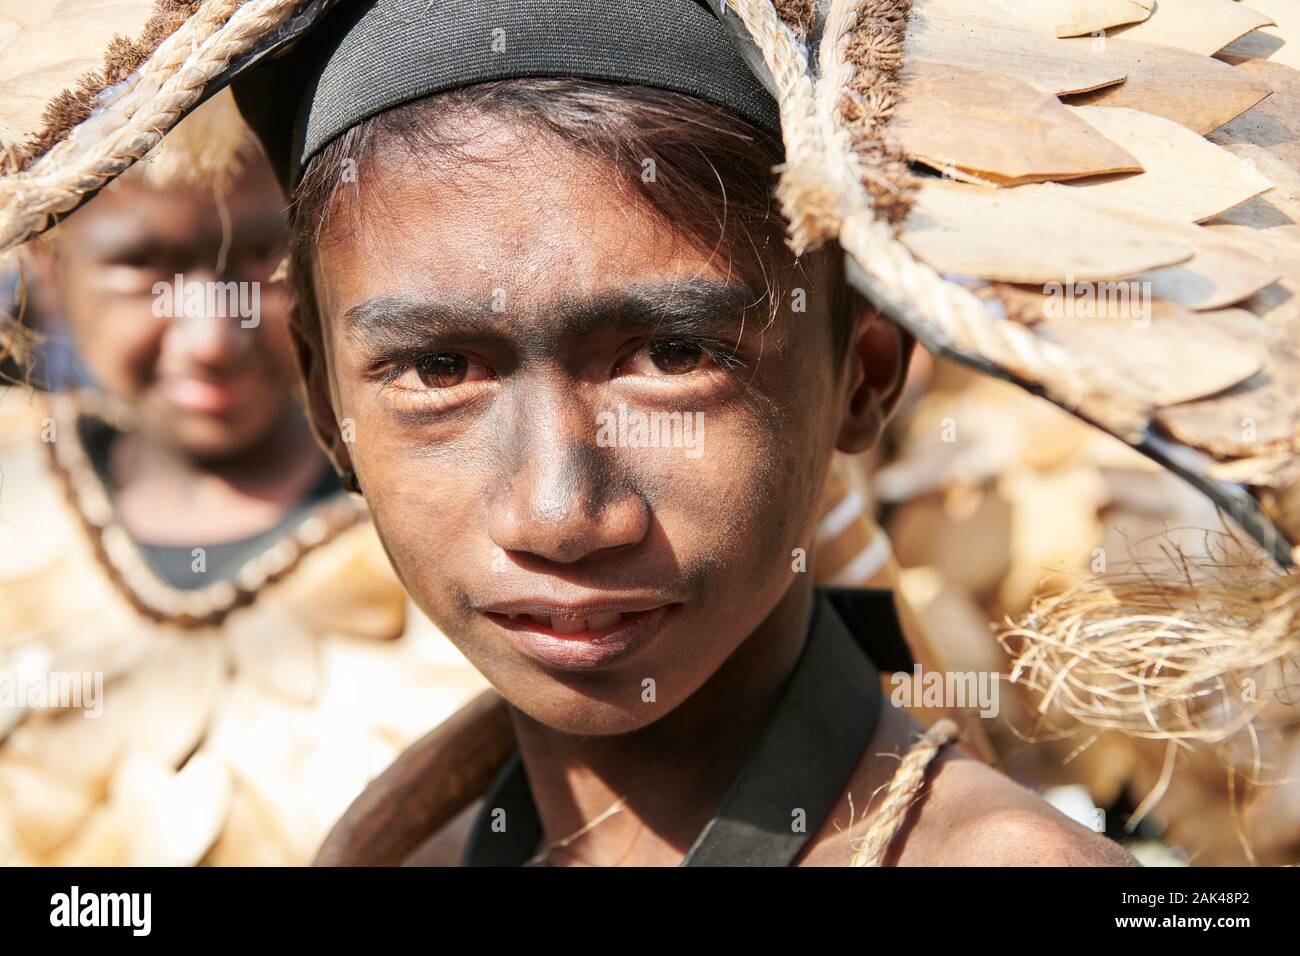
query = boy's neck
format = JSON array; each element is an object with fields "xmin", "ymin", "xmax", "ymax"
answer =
[
  {"xmin": 107, "ymin": 406, "xmax": 328, "ymax": 545},
  {"xmin": 510, "ymin": 578, "xmax": 815, "ymax": 866}
]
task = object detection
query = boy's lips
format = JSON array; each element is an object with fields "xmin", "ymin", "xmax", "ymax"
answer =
[
  {"xmin": 158, "ymin": 374, "xmax": 250, "ymax": 414},
  {"xmin": 480, "ymin": 599, "xmax": 676, "ymax": 670}
]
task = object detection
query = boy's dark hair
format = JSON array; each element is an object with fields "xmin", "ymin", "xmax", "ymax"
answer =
[{"xmin": 287, "ymin": 77, "xmax": 858, "ymax": 361}]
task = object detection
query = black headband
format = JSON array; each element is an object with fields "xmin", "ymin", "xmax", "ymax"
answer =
[{"xmin": 232, "ymin": 0, "xmax": 783, "ymax": 190}]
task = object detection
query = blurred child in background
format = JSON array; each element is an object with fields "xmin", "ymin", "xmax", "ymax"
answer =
[{"xmin": 0, "ymin": 93, "xmax": 488, "ymax": 865}]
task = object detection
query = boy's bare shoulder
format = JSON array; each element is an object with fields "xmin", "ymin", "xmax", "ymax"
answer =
[
  {"xmin": 897, "ymin": 751, "xmax": 1138, "ymax": 866},
  {"xmin": 801, "ymin": 702, "xmax": 1138, "ymax": 867}
]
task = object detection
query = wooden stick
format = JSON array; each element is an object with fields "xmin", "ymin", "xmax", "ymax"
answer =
[{"xmin": 313, "ymin": 689, "xmax": 515, "ymax": 866}]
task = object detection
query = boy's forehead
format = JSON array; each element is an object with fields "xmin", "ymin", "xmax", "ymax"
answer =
[
  {"xmin": 317, "ymin": 155, "xmax": 736, "ymax": 309},
  {"xmin": 62, "ymin": 177, "xmax": 280, "ymax": 253},
  {"xmin": 345, "ymin": 125, "xmax": 641, "ymax": 239}
]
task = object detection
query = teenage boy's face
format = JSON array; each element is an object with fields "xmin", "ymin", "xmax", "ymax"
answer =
[
  {"xmin": 36, "ymin": 160, "xmax": 294, "ymax": 461},
  {"xmin": 308, "ymin": 118, "xmax": 889, "ymax": 735}
]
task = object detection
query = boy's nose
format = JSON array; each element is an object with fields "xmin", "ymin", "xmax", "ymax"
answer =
[
  {"xmin": 169, "ymin": 313, "xmax": 248, "ymax": 363},
  {"xmin": 488, "ymin": 420, "xmax": 650, "ymax": 566},
  {"xmin": 163, "ymin": 272, "xmax": 253, "ymax": 367}
]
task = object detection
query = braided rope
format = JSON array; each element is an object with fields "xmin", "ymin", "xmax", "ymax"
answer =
[
  {"xmin": 851, "ymin": 717, "xmax": 958, "ymax": 866},
  {"xmin": 728, "ymin": 0, "xmax": 1149, "ymax": 439},
  {"xmin": 136, "ymin": 1, "xmax": 247, "ymax": 81},
  {"xmin": 723, "ymin": 0, "xmax": 840, "ymax": 252},
  {"xmin": 0, "ymin": 0, "xmax": 299, "ymax": 253}
]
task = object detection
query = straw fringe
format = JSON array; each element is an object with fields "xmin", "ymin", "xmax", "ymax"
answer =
[
  {"xmin": 1000, "ymin": 534, "xmax": 1300, "ymax": 747},
  {"xmin": 772, "ymin": 0, "xmax": 816, "ymax": 40},
  {"xmin": 819, "ymin": 0, "xmax": 914, "ymax": 225},
  {"xmin": 852, "ymin": 717, "xmax": 958, "ymax": 866}
]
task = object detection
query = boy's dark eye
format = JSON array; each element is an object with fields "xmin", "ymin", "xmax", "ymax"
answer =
[
  {"xmin": 648, "ymin": 339, "xmax": 705, "ymax": 375},
  {"xmin": 385, "ymin": 352, "xmax": 494, "ymax": 406},
  {"xmin": 616, "ymin": 338, "xmax": 728, "ymax": 378},
  {"xmin": 415, "ymin": 353, "xmax": 469, "ymax": 388}
]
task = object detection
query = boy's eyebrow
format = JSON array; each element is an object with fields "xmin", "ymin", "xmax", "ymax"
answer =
[
  {"xmin": 341, "ymin": 278, "xmax": 766, "ymax": 350},
  {"xmin": 572, "ymin": 279, "xmax": 765, "ymax": 337}
]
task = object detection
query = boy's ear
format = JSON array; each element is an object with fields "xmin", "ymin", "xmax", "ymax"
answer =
[
  {"xmin": 836, "ymin": 301, "xmax": 915, "ymax": 455},
  {"xmin": 290, "ymin": 310, "xmax": 353, "ymax": 475}
]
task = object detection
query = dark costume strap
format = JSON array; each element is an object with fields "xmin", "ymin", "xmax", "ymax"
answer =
[{"xmin": 461, "ymin": 587, "xmax": 912, "ymax": 866}]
